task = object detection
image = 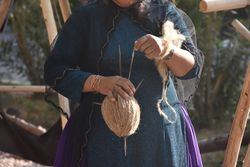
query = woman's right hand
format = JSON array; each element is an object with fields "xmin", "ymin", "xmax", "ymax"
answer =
[{"xmin": 96, "ymin": 76, "xmax": 136, "ymax": 101}]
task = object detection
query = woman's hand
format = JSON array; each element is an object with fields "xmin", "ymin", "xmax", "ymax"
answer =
[
  {"xmin": 96, "ymin": 76, "xmax": 136, "ymax": 101},
  {"xmin": 134, "ymin": 34, "xmax": 170, "ymax": 60}
]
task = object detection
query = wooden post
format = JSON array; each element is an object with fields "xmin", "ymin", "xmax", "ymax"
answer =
[
  {"xmin": 200, "ymin": 0, "xmax": 250, "ymax": 13},
  {"xmin": 243, "ymin": 143, "xmax": 250, "ymax": 167},
  {"xmin": 232, "ymin": 19, "xmax": 250, "ymax": 42},
  {"xmin": 222, "ymin": 64, "xmax": 250, "ymax": 167},
  {"xmin": 58, "ymin": 0, "xmax": 72, "ymax": 22},
  {"xmin": 0, "ymin": 0, "xmax": 12, "ymax": 28},
  {"xmin": 40, "ymin": 0, "xmax": 70, "ymax": 128}
]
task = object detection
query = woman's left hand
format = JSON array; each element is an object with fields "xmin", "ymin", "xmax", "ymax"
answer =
[{"xmin": 134, "ymin": 34, "xmax": 169, "ymax": 60}]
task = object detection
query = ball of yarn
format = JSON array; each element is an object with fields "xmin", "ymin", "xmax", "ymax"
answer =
[{"xmin": 101, "ymin": 95, "xmax": 141, "ymax": 137}]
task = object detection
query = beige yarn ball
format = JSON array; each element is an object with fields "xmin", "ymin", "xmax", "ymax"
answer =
[{"xmin": 101, "ymin": 95, "xmax": 141, "ymax": 137}]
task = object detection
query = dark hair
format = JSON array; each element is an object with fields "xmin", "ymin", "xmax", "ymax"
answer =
[{"xmin": 101, "ymin": 0, "xmax": 171, "ymax": 20}]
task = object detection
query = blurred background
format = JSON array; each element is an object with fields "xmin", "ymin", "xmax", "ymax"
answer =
[{"xmin": 0, "ymin": 0, "xmax": 249, "ymax": 166}]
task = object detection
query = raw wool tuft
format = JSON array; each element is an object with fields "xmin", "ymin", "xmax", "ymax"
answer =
[
  {"xmin": 101, "ymin": 95, "xmax": 141, "ymax": 137},
  {"xmin": 155, "ymin": 21, "xmax": 185, "ymax": 123}
]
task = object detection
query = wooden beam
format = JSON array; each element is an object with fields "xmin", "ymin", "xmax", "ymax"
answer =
[
  {"xmin": 58, "ymin": 0, "xmax": 71, "ymax": 22},
  {"xmin": 200, "ymin": 0, "xmax": 250, "ymax": 13},
  {"xmin": 243, "ymin": 142, "xmax": 250, "ymax": 167},
  {"xmin": 223, "ymin": 64, "xmax": 250, "ymax": 167},
  {"xmin": 0, "ymin": 0, "xmax": 12, "ymax": 29},
  {"xmin": 199, "ymin": 130, "xmax": 250, "ymax": 153},
  {"xmin": 0, "ymin": 85, "xmax": 46, "ymax": 93},
  {"xmin": 232, "ymin": 19, "xmax": 250, "ymax": 42}
]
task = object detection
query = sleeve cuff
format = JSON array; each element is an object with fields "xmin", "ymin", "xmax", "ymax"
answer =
[
  {"xmin": 55, "ymin": 69, "xmax": 92, "ymax": 102},
  {"xmin": 176, "ymin": 62, "xmax": 200, "ymax": 80}
]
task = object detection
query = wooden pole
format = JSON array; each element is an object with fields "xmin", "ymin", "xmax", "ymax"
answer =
[
  {"xmin": 40, "ymin": 0, "xmax": 58, "ymax": 44},
  {"xmin": 223, "ymin": 64, "xmax": 250, "ymax": 167},
  {"xmin": 58, "ymin": 0, "xmax": 72, "ymax": 22},
  {"xmin": 243, "ymin": 143, "xmax": 250, "ymax": 167},
  {"xmin": 200, "ymin": 0, "xmax": 250, "ymax": 13},
  {"xmin": 0, "ymin": 85, "xmax": 46, "ymax": 93},
  {"xmin": 232, "ymin": 19, "xmax": 250, "ymax": 42},
  {"xmin": 0, "ymin": 0, "xmax": 12, "ymax": 29},
  {"xmin": 2, "ymin": 111, "xmax": 46, "ymax": 136},
  {"xmin": 40, "ymin": 0, "xmax": 70, "ymax": 128}
]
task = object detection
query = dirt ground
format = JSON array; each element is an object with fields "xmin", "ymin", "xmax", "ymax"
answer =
[{"xmin": 0, "ymin": 151, "xmax": 51, "ymax": 167}]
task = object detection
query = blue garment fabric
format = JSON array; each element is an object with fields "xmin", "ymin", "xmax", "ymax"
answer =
[
  {"xmin": 44, "ymin": 1, "xmax": 203, "ymax": 166},
  {"xmin": 85, "ymin": 13, "xmax": 187, "ymax": 167}
]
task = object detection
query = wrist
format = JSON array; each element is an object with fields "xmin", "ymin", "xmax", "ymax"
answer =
[
  {"xmin": 162, "ymin": 43, "xmax": 175, "ymax": 61},
  {"xmin": 83, "ymin": 75, "xmax": 102, "ymax": 92},
  {"xmin": 162, "ymin": 49, "xmax": 174, "ymax": 61},
  {"xmin": 90, "ymin": 75, "xmax": 103, "ymax": 92}
]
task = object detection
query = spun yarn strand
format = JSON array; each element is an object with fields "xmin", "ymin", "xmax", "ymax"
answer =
[{"xmin": 155, "ymin": 21, "xmax": 185, "ymax": 124}]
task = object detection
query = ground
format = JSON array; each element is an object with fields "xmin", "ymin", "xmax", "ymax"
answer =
[{"xmin": 0, "ymin": 151, "xmax": 51, "ymax": 167}]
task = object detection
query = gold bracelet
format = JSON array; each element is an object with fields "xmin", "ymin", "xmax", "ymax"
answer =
[
  {"xmin": 91, "ymin": 75, "xmax": 103, "ymax": 92},
  {"xmin": 95, "ymin": 76, "xmax": 103, "ymax": 92},
  {"xmin": 89, "ymin": 75, "xmax": 97, "ymax": 91}
]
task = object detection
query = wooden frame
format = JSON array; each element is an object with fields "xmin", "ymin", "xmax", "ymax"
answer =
[
  {"xmin": 222, "ymin": 64, "xmax": 250, "ymax": 167},
  {"xmin": 222, "ymin": 18, "xmax": 250, "ymax": 167},
  {"xmin": 0, "ymin": 0, "xmax": 73, "ymax": 129},
  {"xmin": 40, "ymin": 0, "xmax": 71, "ymax": 128},
  {"xmin": 200, "ymin": 2, "xmax": 250, "ymax": 165}
]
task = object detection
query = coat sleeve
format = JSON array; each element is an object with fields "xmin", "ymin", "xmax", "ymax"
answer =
[
  {"xmin": 165, "ymin": 3, "xmax": 204, "ymax": 80},
  {"xmin": 44, "ymin": 8, "xmax": 92, "ymax": 102}
]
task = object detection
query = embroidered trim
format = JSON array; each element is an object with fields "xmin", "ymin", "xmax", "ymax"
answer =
[
  {"xmin": 45, "ymin": 68, "xmax": 79, "ymax": 120},
  {"xmin": 78, "ymin": 8, "xmax": 121, "ymax": 166},
  {"xmin": 77, "ymin": 99, "xmax": 95, "ymax": 167},
  {"xmin": 97, "ymin": 9, "xmax": 120, "ymax": 74}
]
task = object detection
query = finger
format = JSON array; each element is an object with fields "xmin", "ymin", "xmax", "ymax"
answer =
[
  {"xmin": 115, "ymin": 76, "xmax": 135, "ymax": 94},
  {"xmin": 145, "ymin": 48, "xmax": 157, "ymax": 59},
  {"xmin": 111, "ymin": 87, "xmax": 118, "ymax": 99},
  {"xmin": 115, "ymin": 86, "xmax": 130, "ymax": 100},
  {"xmin": 116, "ymin": 81, "xmax": 134, "ymax": 96},
  {"xmin": 134, "ymin": 35, "xmax": 150, "ymax": 51},
  {"xmin": 138, "ymin": 41, "xmax": 152, "ymax": 53},
  {"xmin": 145, "ymin": 48, "xmax": 160, "ymax": 59},
  {"xmin": 145, "ymin": 54, "xmax": 155, "ymax": 60},
  {"xmin": 159, "ymin": 46, "xmax": 169, "ymax": 58},
  {"xmin": 119, "ymin": 77, "xmax": 136, "ymax": 93},
  {"xmin": 124, "ymin": 79, "xmax": 136, "ymax": 93},
  {"xmin": 107, "ymin": 91, "xmax": 116, "ymax": 102},
  {"xmin": 144, "ymin": 46, "xmax": 155, "ymax": 55}
]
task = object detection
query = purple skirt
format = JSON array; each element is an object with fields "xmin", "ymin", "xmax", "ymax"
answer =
[{"xmin": 54, "ymin": 104, "xmax": 203, "ymax": 167}]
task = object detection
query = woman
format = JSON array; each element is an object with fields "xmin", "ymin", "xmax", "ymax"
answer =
[{"xmin": 44, "ymin": 0, "xmax": 203, "ymax": 166}]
